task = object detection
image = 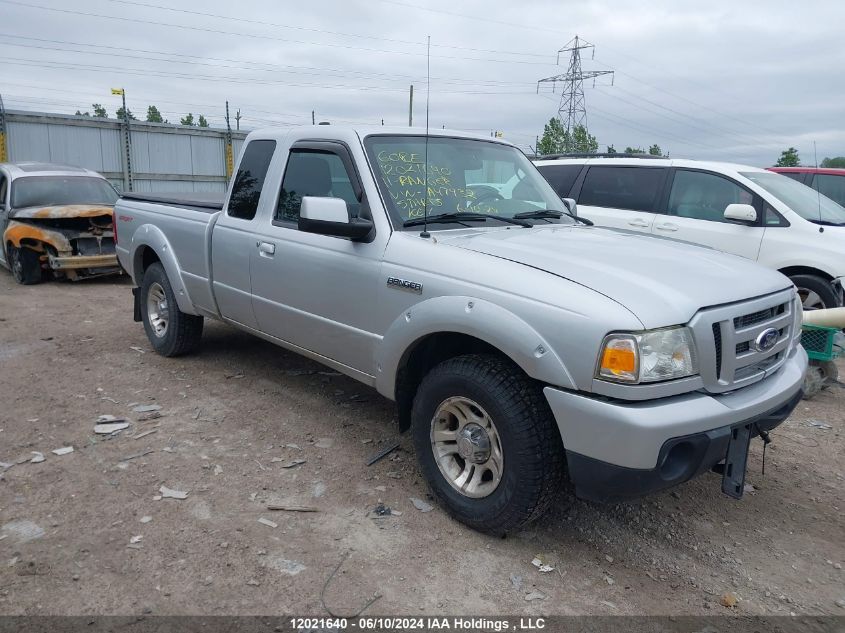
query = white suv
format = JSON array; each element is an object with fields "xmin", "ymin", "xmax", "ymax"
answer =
[{"xmin": 534, "ymin": 156, "xmax": 845, "ymax": 309}]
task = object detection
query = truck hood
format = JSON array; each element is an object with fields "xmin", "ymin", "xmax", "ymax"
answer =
[
  {"xmin": 11, "ymin": 204, "xmax": 114, "ymax": 220},
  {"xmin": 440, "ymin": 225, "xmax": 792, "ymax": 328}
]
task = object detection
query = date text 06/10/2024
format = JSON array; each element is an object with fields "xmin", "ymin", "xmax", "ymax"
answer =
[{"xmin": 288, "ymin": 617, "xmax": 546, "ymax": 630}]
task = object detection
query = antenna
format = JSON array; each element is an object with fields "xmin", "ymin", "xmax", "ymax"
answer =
[
  {"xmin": 814, "ymin": 140, "xmax": 822, "ymax": 224},
  {"xmin": 420, "ymin": 35, "xmax": 431, "ymax": 239}
]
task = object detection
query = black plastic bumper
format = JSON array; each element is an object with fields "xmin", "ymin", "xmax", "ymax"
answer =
[{"xmin": 566, "ymin": 388, "xmax": 804, "ymax": 503}]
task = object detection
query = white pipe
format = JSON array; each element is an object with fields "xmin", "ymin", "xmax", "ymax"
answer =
[{"xmin": 802, "ymin": 307, "xmax": 845, "ymax": 328}]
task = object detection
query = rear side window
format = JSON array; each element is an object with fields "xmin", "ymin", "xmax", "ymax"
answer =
[
  {"xmin": 228, "ymin": 140, "xmax": 276, "ymax": 220},
  {"xmin": 781, "ymin": 172, "xmax": 805, "ymax": 183},
  {"xmin": 814, "ymin": 174, "xmax": 845, "ymax": 208},
  {"xmin": 578, "ymin": 166, "xmax": 665, "ymax": 212},
  {"xmin": 536, "ymin": 164, "xmax": 582, "ymax": 197}
]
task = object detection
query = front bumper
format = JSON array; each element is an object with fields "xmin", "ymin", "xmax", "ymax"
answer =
[
  {"xmin": 544, "ymin": 345, "xmax": 807, "ymax": 502},
  {"xmin": 47, "ymin": 253, "xmax": 119, "ymax": 270}
]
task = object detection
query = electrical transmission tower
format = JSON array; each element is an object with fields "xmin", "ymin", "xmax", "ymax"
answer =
[{"xmin": 537, "ymin": 35, "xmax": 614, "ymax": 151}]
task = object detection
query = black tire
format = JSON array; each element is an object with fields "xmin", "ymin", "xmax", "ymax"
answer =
[
  {"xmin": 790, "ymin": 274, "xmax": 840, "ymax": 310},
  {"xmin": 410, "ymin": 354, "xmax": 565, "ymax": 535},
  {"xmin": 8, "ymin": 244, "xmax": 42, "ymax": 285},
  {"xmin": 139, "ymin": 262, "xmax": 203, "ymax": 357}
]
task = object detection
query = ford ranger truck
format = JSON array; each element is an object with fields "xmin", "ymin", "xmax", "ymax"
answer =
[{"xmin": 114, "ymin": 127, "xmax": 807, "ymax": 534}]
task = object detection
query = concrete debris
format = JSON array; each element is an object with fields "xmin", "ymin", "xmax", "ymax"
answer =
[
  {"xmin": 264, "ymin": 556, "xmax": 306, "ymax": 576},
  {"xmin": 97, "ymin": 415, "xmax": 124, "ymax": 423},
  {"xmin": 524, "ymin": 591, "xmax": 547, "ymax": 602},
  {"xmin": 52, "ymin": 447, "xmax": 74, "ymax": 456},
  {"xmin": 285, "ymin": 444, "xmax": 301, "ymax": 450},
  {"xmin": 246, "ymin": 579, "xmax": 260, "ymax": 586},
  {"xmin": 410, "ymin": 497, "xmax": 433, "ymax": 513},
  {"xmin": 257, "ymin": 517, "xmax": 278, "ymax": 529},
  {"xmin": 129, "ymin": 346, "xmax": 146, "ymax": 354},
  {"xmin": 129, "ymin": 535, "xmax": 143, "ymax": 544},
  {"xmin": 510, "ymin": 574, "xmax": 523, "ymax": 590},
  {"xmin": 532, "ymin": 555, "xmax": 554, "ymax": 573},
  {"xmin": 94, "ymin": 422, "xmax": 130, "ymax": 434},
  {"xmin": 132, "ymin": 404, "xmax": 162, "ymax": 413},
  {"xmin": 139, "ymin": 516, "xmax": 152, "ymax": 524},
  {"xmin": 1, "ymin": 520, "xmax": 45, "ymax": 544},
  {"xmin": 159, "ymin": 485, "xmax": 188, "ymax": 500},
  {"xmin": 720, "ymin": 592, "xmax": 739, "ymax": 608},
  {"xmin": 267, "ymin": 504, "xmax": 318, "ymax": 513},
  {"xmin": 605, "ymin": 555, "xmax": 614, "ymax": 563},
  {"xmin": 0, "ymin": 461, "xmax": 13, "ymax": 470},
  {"xmin": 314, "ymin": 437, "xmax": 334, "ymax": 449},
  {"xmin": 213, "ymin": 464, "xmax": 223, "ymax": 475},
  {"xmin": 744, "ymin": 484, "xmax": 756, "ymax": 494},
  {"xmin": 29, "ymin": 452, "xmax": 45, "ymax": 464},
  {"xmin": 280, "ymin": 459, "xmax": 306, "ymax": 469}
]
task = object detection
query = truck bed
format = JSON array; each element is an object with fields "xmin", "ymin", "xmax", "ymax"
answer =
[{"xmin": 120, "ymin": 192, "xmax": 224, "ymax": 212}]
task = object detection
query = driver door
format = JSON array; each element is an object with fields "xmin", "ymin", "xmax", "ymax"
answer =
[{"xmin": 0, "ymin": 172, "xmax": 10, "ymax": 267}]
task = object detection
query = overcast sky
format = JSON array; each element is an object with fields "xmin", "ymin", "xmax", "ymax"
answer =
[{"xmin": 1, "ymin": 0, "xmax": 843, "ymax": 165}]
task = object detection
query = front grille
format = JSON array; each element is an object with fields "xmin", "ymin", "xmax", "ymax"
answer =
[{"xmin": 691, "ymin": 290, "xmax": 796, "ymax": 394}]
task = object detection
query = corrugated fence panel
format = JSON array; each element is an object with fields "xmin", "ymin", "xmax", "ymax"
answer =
[
  {"xmin": 46, "ymin": 124, "xmax": 107, "ymax": 171},
  {"xmin": 5, "ymin": 110, "xmax": 249, "ymax": 191},
  {"xmin": 191, "ymin": 135, "xmax": 225, "ymax": 176},
  {"xmin": 7, "ymin": 122, "xmax": 51, "ymax": 162}
]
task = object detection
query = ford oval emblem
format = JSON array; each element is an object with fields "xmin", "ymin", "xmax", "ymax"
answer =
[{"xmin": 754, "ymin": 327, "xmax": 779, "ymax": 352}]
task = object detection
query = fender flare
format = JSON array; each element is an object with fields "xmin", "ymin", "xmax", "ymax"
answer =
[
  {"xmin": 129, "ymin": 224, "xmax": 197, "ymax": 315},
  {"xmin": 374, "ymin": 295, "xmax": 576, "ymax": 399}
]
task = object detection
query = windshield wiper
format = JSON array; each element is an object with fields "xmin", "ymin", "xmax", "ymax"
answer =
[
  {"xmin": 403, "ymin": 212, "xmax": 531, "ymax": 228},
  {"xmin": 513, "ymin": 209, "xmax": 594, "ymax": 226}
]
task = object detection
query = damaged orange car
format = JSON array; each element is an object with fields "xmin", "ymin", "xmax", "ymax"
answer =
[{"xmin": 0, "ymin": 162, "xmax": 122, "ymax": 284}]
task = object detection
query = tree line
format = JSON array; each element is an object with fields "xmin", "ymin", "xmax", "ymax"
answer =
[
  {"xmin": 775, "ymin": 147, "xmax": 845, "ymax": 168},
  {"xmin": 536, "ymin": 118, "xmax": 663, "ymax": 156},
  {"xmin": 74, "ymin": 104, "xmax": 210, "ymax": 127}
]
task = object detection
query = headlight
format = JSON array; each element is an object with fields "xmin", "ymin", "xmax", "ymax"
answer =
[{"xmin": 597, "ymin": 326, "xmax": 698, "ymax": 384}]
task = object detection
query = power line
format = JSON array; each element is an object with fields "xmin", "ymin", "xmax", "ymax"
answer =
[{"xmin": 0, "ymin": 0, "xmax": 558, "ymax": 66}]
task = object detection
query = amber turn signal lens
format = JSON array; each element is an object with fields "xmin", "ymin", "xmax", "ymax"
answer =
[{"xmin": 601, "ymin": 347, "xmax": 636, "ymax": 374}]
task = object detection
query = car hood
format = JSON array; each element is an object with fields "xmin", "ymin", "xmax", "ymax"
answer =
[
  {"xmin": 439, "ymin": 225, "xmax": 793, "ymax": 328},
  {"xmin": 11, "ymin": 204, "xmax": 114, "ymax": 219}
]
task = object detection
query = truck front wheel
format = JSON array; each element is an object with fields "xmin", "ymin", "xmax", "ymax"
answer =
[
  {"xmin": 410, "ymin": 354, "xmax": 565, "ymax": 534},
  {"xmin": 139, "ymin": 262, "xmax": 204, "ymax": 356}
]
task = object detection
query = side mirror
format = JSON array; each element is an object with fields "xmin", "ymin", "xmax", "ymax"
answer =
[
  {"xmin": 562, "ymin": 197, "xmax": 577, "ymax": 215},
  {"xmin": 724, "ymin": 203, "xmax": 757, "ymax": 224},
  {"xmin": 298, "ymin": 196, "xmax": 374, "ymax": 241}
]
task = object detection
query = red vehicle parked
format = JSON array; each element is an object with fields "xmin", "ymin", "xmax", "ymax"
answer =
[{"xmin": 768, "ymin": 167, "xmax": 845, "ymax": 208}]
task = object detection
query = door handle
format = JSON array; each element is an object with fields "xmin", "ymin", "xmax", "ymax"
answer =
[
  {"xmin": 257, "ymin": 241, "xmax": 276, "ymax": 257},
  {"xmin": 655, "ymin": 223, "xmax": 678, "ymax": 232},
  {"xmin": 628, "ymin": 219, "xmax": 649, "ymax": 228}
]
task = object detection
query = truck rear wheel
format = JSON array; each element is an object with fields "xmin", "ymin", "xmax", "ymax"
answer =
[
  {"xmin": 9, "ymin": 244, "xmax": 42, "ymax": 285},
  {"xmin": 139, "ymin": 262, "xmax": 203, "ymax": 357},
  {"xmin": 410, "ymin": 354, "xmax": 565, "ymax": 534}
]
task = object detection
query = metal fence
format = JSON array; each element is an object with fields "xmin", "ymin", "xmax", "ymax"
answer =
[{"xmin": 2, "ymin": 109, "xmax": 248, "ymax": 193}]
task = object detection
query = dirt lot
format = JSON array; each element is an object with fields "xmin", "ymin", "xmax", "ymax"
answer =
[{"xmin": 0, "ymin": 273, "xmax": 843, "ymax": 617}]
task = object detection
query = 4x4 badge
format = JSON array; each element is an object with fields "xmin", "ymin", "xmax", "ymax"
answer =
[{"xmin": 387, "ymin": 277, "xmax": 423, "ymax": 294}]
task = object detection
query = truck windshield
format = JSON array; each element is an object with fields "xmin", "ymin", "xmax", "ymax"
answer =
[
  {"xmin": 364, "ymin": 135, "xmax": 572, "ymax": 230},
  {"xmin": 12, "ymin": 176, "xmax": 119, "ymax": 209},
  {"xmin": 741, "ymin": 171, "xmax": 845, "ymax": 225}
]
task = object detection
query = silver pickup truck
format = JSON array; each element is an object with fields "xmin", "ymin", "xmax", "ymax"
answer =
[{"xmin": 115, "ymin": 126, "xmax": 807, "ymax": 533}]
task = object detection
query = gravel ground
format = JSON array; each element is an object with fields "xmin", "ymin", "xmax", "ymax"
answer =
[{"xmin": 0, "ymin": 273, "xmax": 843, "ymax": 616}]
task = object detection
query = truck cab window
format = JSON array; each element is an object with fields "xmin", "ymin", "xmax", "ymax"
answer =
[
  {"xmin": 227, "ymin": 139, "xmax": 276, "ymax": 220},
  {"xmin": 276, "ymin": 150, "xmax": 360, "ymax": 223}
]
